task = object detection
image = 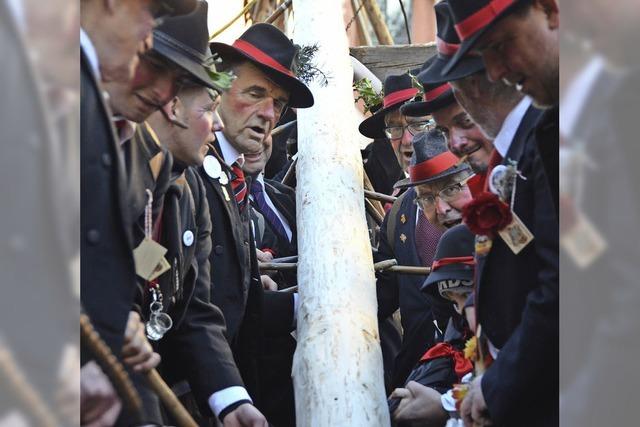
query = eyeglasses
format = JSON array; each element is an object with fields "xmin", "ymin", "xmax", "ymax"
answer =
[
  {"xmin": 384, "ymin": 119, "xmax": 436, "ymax": 140},
  {"xmin": 414, "ymin": 182, "xmax": 467, "ymax": 211}
]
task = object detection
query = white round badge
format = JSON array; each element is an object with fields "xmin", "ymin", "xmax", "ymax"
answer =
[
  {"xmin": 203, "ymin": 155, "xmax": 221, "ymax": 179},
  {"xmin": 219, "ymin": 172, "xmax": 229, "ymax": 185},
  {"xmin": 183, "ymin": 230, "xmax": 194, "ymax": 247},
  {"xmin": 488, "ymin": 165, "xmax": 511, "ymax": 198}
]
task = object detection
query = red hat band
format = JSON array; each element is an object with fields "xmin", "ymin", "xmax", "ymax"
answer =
[
  {"xmin": 431, "ymin": 256, "xmax": 475, "ymax": 271},
  {"xmin": 436, "ymin": 37, "xmax": 460, "ymax": 56},
  {"xmin": 455, "ymin": 0, "xmax": 515, "ymax": 41},
  {"xmin": 409, "ymin": 151, "xmax": 459, "ymax": 182},
  {"xmin": 232, "ymin": 39, "xmax": 295, "ymax": 78},
  {"xmin": 424, "ymin": 83, "xmax": 452, "ymax": 102},
  {"xmin": 383, "ymin": 88, "xmax": 419, "ymax": 109}
]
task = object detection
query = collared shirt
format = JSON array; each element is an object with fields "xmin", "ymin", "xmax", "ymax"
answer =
[
  {"xmin": 493, "ymin": 96, "xmax": 533, "ymax": 158},
  {"xmin": 216, "ymin": 131, "xmax": 243, "ymax": 167},
  {"xmin": 251, "ymin": 173, "xmax": 293, "ymax": 242},
  {"xmin": 80, "ymin": 28, "xmax": 100, "ymax": 80}
]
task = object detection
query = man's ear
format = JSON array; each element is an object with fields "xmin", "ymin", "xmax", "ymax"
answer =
[{"xmin": 161, "ymin": 97, "xmax": 181, "ymax": 121}]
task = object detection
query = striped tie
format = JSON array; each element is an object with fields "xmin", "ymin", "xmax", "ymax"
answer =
[
  {"xmin": 251, "ymin": 180, "xmax": 288, "ymax": 241},
  {"xmin": 230, "ymin": 162, "xmax": 248, "ymax": 211}
]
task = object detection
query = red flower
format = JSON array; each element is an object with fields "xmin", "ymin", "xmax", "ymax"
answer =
[{"xmin": 462, "ymin": 192, "xmax": 512, "ymax": 237}]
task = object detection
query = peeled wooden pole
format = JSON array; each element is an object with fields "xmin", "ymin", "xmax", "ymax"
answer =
[
  {"xmin": 292, "ymin": 1, "xmax": 390, "ymax": 425},
  {"xmin": 361, "ymin": 0, "xmax": 394, "ymax": 45}
]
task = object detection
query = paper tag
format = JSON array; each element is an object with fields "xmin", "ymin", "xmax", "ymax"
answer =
[
  {"xmin": 561, "ymin": 212, "xmax": 607, "ymax": 269},
  {"xmin": 498, "ymin": 213, "xmax": 534, "ymax": 254},
  {"xmin": 133, "ymin": 238, "xmax": 168, "ymax": 280},
  {"xmin": 148, "ymin": 256, "xmax": 171, "ymax": 282}
]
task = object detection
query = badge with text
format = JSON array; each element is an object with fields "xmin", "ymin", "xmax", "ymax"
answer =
[
  {"xmin": 133, "ymin": 238, "xmax": 170, "ymax": 281},
  {"xmin": 497, "ymin": 213, "xmax": 534, "ymax": 255},
  {"xmin": 561, "ymin": 212, "xmax": 607, "ymax": 269}
]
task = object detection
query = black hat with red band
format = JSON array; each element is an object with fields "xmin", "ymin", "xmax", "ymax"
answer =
[
  {"xmin": 401, "ymin": 56, "xmax": 457, "ymax": 117},
  {"xmin": 210, "ymin": 23, "xmax": 314, "ymax": 108},
  {"xmin": 358, "ymin": 72, "xmax": 420, "ymax": 139},
  {"xmin": 417, "ymin": 0, "xmax": 485, "ymax": 85},
  {"xmin": 421, "ymin": 223, "xmax": 476, "ymax": 296},
  {"xmin": 441, "ymin": 0, "xmax": 527, "ymax": 76},
  {"xmin": 394, "ymin": 129, "xmax": 471, "ymax": 189}
]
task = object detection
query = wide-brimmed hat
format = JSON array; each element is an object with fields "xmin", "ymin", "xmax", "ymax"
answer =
[
  {"xmin": 441, "ymin": 0, "xmax": 528, "ymax": 75},
  {"xmin": 417, "ymin": 0, "xmax": 485, "ymax": 85},
  {"xmin": 358, "ymin": 72, "xmax": 420, "ymax": 139},
  {"xmin": 152, "ymin": 1, "xmax": 224, "ymax": 92},
  {"xmin": 210, "ymin": 23, "xmax": 314, "ymax": 108},
  {"xmin": 421, "ymin": 223, "xmax": 475, "ymax": 295},
  {"xmin": 400, "ymin": 79, "xmax": 456, "ymax": 117},
  {"xmin": 395, "ymin": 129, "xmax": 470, "ymax": 189},
  {"xmin": 161, "ymin": 0, "xmax": 198, "ymax": 16}
]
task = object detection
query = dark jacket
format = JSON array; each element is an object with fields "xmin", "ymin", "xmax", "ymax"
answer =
[
  {"xmin": 477, "ymin": 106, "xmax": 559, "ymax": 426},
  {"xmin": 376, "ymin": 187, "xmax": 449, "ymax": 389},
  {"xmin": 80, "ymin": 49, "xmax": 137, "ymax": 359},
  {"xmin": 198, "ymin": 139, "xmax": 294, "ymax": 403}
]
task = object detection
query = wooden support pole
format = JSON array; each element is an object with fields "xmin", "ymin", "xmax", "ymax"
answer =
[
  {"xmin": 292, "ymin": 0, "xmax": 390, "ymax": 424},
  {"xmin": 361, "ymin": 0, "xmax": 394, "ymax": 45}
]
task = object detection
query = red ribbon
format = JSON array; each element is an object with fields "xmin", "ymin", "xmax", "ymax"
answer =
[
  {"xmin": 436, "ymin": 37, "xmax": 460, "ymax": 56},
  {"xmin": 432, "ymin": 256, "xmax": 475, "ymax": 271},
  {"xmin": 424, "ymin": 83, "xmax": 451, "ymax": 102},
  {"xmin": 420, "ymin": 342, "xmax": 473, "ymax": 381},
  {"xmin": 408, "ymin": 151, "xmax": 459, "ymax": 183},
  {"xmin": 454, "ymin": 0, "xmax": 515, "ymax": 41},
  {"xmin": 383, "ymin": 88, "xmax": 419, "ymax": 108},
  {"xmin": 232, "ymin": 39, "xmax": 295, "ymax": 78}
]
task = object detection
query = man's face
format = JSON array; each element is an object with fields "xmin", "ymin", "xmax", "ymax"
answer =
[
  {"xmin": 106, "ymin": 52, "xmax": 192, "ymax": 122},
  {"xmin": 218, "ymin": 62, "xmax": 289, "ymax": 155},
  {"xmin": 473, "ymin": 0, "xmax": 559, "ymax": 108},
  {"xmin": 169, "ymin": 89, "xmax": 222, "ymax": 166},
  {"xmin": 384, "ymin": 109, "xmax": 431, "ymax": 173},
  {"xmin": 242, "ymin": 135, "xmax": 272, "ymax": 177},
  {"xmin": 415, "ymin": 173, "xmax": 473, "ymax": 229},
  {"xmin": 98, "ymin": 0, "xmax": 159, "ymax": 83},
  {"xmin": 431, "ymin": 102, "xmax": 493, "ymax": 174},
  {"xmin": 450, "ymin": 73, "xmax": 518, "ymax": 139}
]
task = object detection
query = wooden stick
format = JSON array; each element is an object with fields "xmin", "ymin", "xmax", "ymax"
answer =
[
  {"xmin": 271, "ymin": 120, "xmax": 297, "ymax": 138},
  {"xmin": 145, "ymin": 370, "xmax": 197, "ymax": 427},
  {"xmin": 259, "ymin": 262, "xmax": 298, "ymax": 271},
  {"xmin": 351, "ymin": 0, "xmax": 372, "ymax": 46},
  {"xmin": 363, "ymin": 170, "xmax": 385, "ymax": 218},
  {"xmin": 364, "ymin": 198, "xmax": 384, "ymax": 226},
  {"xmin": 373, "ymin": 258, "xmax": 397, "ymax": 271},
  {"xmin": 264, "ymin": 0, "xmax": 293, "ymax": 24},
  {"xmin": 282, "ymin": 157, "xmax": 298, "ymax": 187},
  {"xmin": 360, "ymin": 0, "xmax": 394, "ymax": 45},
  {"xmin": 209, "ymin": 0, "xmax": 258, "ymax": 40},
  {"xmin": 387, "ymin": 265, "xmax": 430, "ymax": 274},
  {"xmin": 80, "ymin": 314, "xmax": 144, "ymax": 423},
  {"xmin": 365, "ymin": 189, "xmax": 397, "ymax": 204}
]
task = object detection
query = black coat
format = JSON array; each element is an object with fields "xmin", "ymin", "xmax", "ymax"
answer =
[
  {"xmin": 198, "ymin": 139, "xmax": 294, "ymax": 403},
  {"xmin": 477, "ymin": 106, "xmax": 558, "ymax": 426},
  {"xmin": 376, "ymin": 187, "xmax": 449, "ymax": 389},
  {"xmin": 80, "ymin": 50, "xmax": 137, "ymax": 360},
  {"xmin": 157, "ymin": 167, "xmax": 245, "ymax": 416}
]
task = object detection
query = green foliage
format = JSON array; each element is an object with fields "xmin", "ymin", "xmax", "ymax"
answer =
[
  {"xmin": 292, "ymin": 44, "xmax": 329, "ymax": 87},
  {"xmin": 353, "ymin": 78, "xmax": 383, "ymax": 114}
]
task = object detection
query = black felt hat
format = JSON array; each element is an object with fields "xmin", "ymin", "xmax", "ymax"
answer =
[
  {"xmin": 161, "ymin": 0, "xmax": 198, "ymax": 16},
  {"xmin": 152, "ymin": 1, "xmax": 224, "ymax": 91},
  {"xmin": 441, "ymin": 0, "xmax": 527, "ymax": 75},
  {"xmin": 394, "ymin": 129, "xmax": 470, "ymax": 189},
  {"xmin": 421, "ymin": 223, "xmax": 475, "ymax": 295},
  {"xmin": 210, "ymin": 23, "xmax": 314, "ymax": 108},
  {"xmin": 417, "ymin": 0, "xmax": 485, "ymax": 85},
  {"xmin": 358, "ymin": 72, "xmax": 420, "ymax": 139}
]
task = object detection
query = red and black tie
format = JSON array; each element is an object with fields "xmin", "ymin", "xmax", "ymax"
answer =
[{"xmin": 230, "ymin": 161, "xmax": 248, "ymax": 211}]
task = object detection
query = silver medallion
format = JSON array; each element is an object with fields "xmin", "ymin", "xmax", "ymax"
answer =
[{"xmin": 203, "ymin": 155, "xmax": 221, "ymax": 179}]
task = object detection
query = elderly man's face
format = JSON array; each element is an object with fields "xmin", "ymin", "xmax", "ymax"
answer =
[
  {"xmin": 98, "ymin": 0, "xmax": 159, "ymax": 83},
  {"xmin": 431, "ymin": 102, "xmax": 493, "ymax": 174},
  {"xmin": 242, "ymin": 135, "xmax": 273, "ymax": 177},
  {"xmin": 473, "ymin": 0, "xmax": 559, "ymax": 108},
  {"xmin": 218, "ymin": 62, "xmax": 289, "ymax": 155},
  {"xmin": 415, "ymin": 173, "xmax": 473, "ymax": 229},
  {"xmin": 106, "ymin": 52, "xmax": 191, "ymax": 122},
  {"xmin": 384, "ymin": 109, "xmax": 432, "ymax": 173}
]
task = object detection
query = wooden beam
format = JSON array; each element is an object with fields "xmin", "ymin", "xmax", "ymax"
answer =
[
  {"xmin": 349, "ymin": 43, "xmax": 437, "ymax": 80},
  {"xmin": 361, "ymin": 0, "xmax": 394, "ymax": 45}
]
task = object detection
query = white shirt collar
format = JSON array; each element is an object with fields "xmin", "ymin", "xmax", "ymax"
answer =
[
  {"xmin": 80, "ymin": 28, "xmax": 101, "ymax": 80},
  {"xmin": 560, "ymin": 55, "xmax": 605, "ymax": 138},
  {"xmin": 215, "ymin": 131, "xmax": 244, "ymax": 167},
  {"xmin": 493, "ymin": 96, "xmax": 532, "ymax": 158}
]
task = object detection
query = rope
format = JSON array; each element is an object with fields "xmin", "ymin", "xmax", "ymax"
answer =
[
  {"xmin": 346, "ymin": 0, "xmax": 366, "ymax": 32},
  {"xmin": 209, "ymin": 0, "xmax": 258, "ymax": 41}
]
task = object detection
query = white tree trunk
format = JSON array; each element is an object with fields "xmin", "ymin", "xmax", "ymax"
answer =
[{"xmin": 292, "ymin": 1, "xmax": 390, "ymax": 426}]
